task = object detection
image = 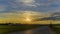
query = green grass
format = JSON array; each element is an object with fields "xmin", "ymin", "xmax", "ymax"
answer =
[
  {"xmin": 53, "ymin": 26, "xmax": 60, "ymax": 28},
  {"xmin": 52, "ymin": 25, "xmax": 60, "ymax": 34},
  {"xmin": 0, "ymin": 25, "xmax": 20, "ymax": 34},
  {"xmin": 0, "ymin": 24, "xmax": 60, "ymax": 34},
  {"xmin": 0, "ymin": 25, "xmax": 40, "ymax": 34}
]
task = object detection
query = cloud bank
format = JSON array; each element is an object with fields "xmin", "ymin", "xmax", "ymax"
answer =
[{"xmin": 0, "ymin": 0, "xmax": 60, "ymax": 12}]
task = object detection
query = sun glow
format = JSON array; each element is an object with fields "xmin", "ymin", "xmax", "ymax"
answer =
[{"xmin": 25, "ymin": 18, "xmax": 31, "ymax": 22}]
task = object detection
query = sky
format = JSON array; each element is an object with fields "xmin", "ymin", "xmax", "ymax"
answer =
[
  {"xmin": 0, "ymin": 0, "xmax": 60, "ymax": 24},
  {"xmin": 0, "ymin": 0, "xmax": 60, "ymax": 12}
]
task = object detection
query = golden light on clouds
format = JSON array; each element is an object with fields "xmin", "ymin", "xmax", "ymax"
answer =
[
  {"xmin": 0, "ymin": 11, "xmax": 60, "ymax": 24},
  {"xmin": 21, "ymin": 11, "xmax": 33, "ymax": 23}
]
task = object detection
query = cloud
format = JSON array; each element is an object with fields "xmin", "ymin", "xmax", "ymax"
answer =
[
  {"xmin": 0, "ymin": 5, "xmax": 6, "ymax": 11},
  {"xmin": 16, "ymin": 0, "xmax": 40, "ymax": 7},
  {"xmin": 0, "ymin": 0, "xmax": 60, "ymax": 12},
  {"xmin": 0, "ymin": 10, "xmax": 56, "ymax": 24},
  {"xmin": 0, "ymin": 10, "xmax": 50, "ymax": 19}
]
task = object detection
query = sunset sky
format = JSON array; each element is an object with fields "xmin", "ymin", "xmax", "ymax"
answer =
[{"xmin": 0, "ymin": 0, "xmax": 60, "ymax": 24}]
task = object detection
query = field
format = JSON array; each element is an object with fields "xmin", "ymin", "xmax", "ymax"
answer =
[
  {"xmin": 0, "ymin": 24, "xmax": 41, "ymax": 34},
  {"xmin": 0, "ymin": 24, "xmax": 60, "ymax": 34},
  {"xmin": 52, "ymin": 25, "xmax": 60, "ymax": 34}
]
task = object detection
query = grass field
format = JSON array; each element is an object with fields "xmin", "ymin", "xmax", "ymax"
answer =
[
  {"xmin": 0, "ymin": 24, "xmax": 60, "ymax": 34},
  {"xmin": 0, "ymin": 24, "xmax": 41, "ymax": 34},
  {"xmin": 51, "ymin": 25, "xmax": 60, "ymax": 34},
  {"xmin": 0, "ymin": 25, "xmax": 20, "ymax": 34}
]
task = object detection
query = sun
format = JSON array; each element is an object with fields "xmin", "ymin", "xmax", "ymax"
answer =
[{"xmin": 25, "ymin": 18, "xmax": 31, "ymax": 22}]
